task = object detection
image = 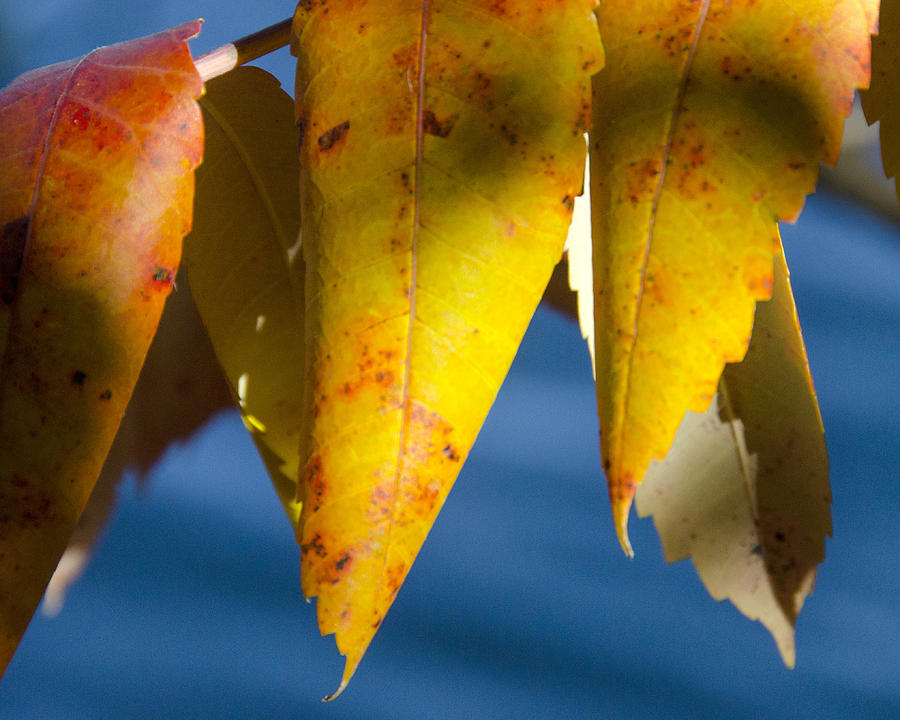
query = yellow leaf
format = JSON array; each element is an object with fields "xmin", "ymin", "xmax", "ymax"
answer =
[
  {"xmin": 636, "ymin": 241, "xmax": 829, "ymax": 667},
  {"xmin": 0, "ymin": 22, "xmax": 203, "ymax": 674},
  {"xmin": 590, "ymin": 0, "xmax": 875, "ymax": 553},
  {"xmin": 564, "ymin": 143, "xmax": 596, "ymax": 375},
  {"xmin": 183, "ymin": 67, "xmax": 304, "ymax": 524},
  {"xmin": 292, "ymin": 0, "xmax": 602, "ymax": 697},
  {"xmin": 861, "ymin": 0, "xmax": 900, "ymax": 201}
]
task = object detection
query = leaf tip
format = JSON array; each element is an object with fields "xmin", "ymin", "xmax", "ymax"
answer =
[
  {"xmin": 608, "ymin": 474, "xmax": 636, "ymax": 557},
  {"xmin": 772, "ymin": 623, "xmax": 797, "ymax": 670},
  {"xmin": 613, "ymin": 503, "xmax": 635, "ymax": 558},
  {"xmin": 321, "ymin": 679, "xmax": 348, "ymax": 703},
  {"xmin": 322, "ymin": 658, "xmax": 357, "ymax": 702}
]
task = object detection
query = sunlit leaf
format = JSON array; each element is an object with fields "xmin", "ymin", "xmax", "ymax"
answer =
[
  {"xmin": 590, "ymin": 0, "xmax": 876, "ymax": 552},
  {"xmin": 292, "ymin": 0, "xmax": 602, "ymax": 697},
  {"xmin": 0, "ymin": 21, "xmax": 203, "ymax": 672}
]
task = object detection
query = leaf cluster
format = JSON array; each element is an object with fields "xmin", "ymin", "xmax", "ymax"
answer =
[{"xmin": 0, "ymin": 0, "xmax": 897, "ymax": 701}]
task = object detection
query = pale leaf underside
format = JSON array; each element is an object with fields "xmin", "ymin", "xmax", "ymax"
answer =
[{"xmin": 636, "ymin": 244, "xmax": 830, "ymax": 666}]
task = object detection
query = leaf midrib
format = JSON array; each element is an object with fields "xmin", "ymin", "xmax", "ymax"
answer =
[
  {"xmin": 377, "ymin": 0, "xmax": 431, "ymax": 607},
  {"xmin": 617, "ymin": 0, "xmax": 713, "ymax": 491}
]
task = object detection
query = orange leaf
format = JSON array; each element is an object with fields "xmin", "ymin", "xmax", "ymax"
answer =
[
  {"xmin": 292, "ymin": 0, "xmax": 602, "ymax": 697},
  {"xmin": 0, "ymin": 21, "xmax": 203, "ymax": 673},
  {"xmin": 590, "ymin": 0, "xmax": 876, "ymax": 553}
]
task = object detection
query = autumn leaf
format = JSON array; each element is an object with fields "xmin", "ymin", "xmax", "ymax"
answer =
[
  {"xmin": 183, "ymin": 66, "xmax": 304, "ymax": 523},
  {"xmin": 590, "ymin": 0, "xmax": 876, "ymax": 553},
  {"xmin": 0, "ymin": 21, "xmax": 203, "ymax": 672},
  {"xmin": 292, "ymin": 0, "xmax": 602, "ymax": 697},
  {"xmin": 45, "ymin": 30, "xmax": 300, "ymax": 620},
  {"xmin": 636, "ymin": 241, "xmax": 829, "ymax": 668},
  {"xmin": 564, "ymin": 148, "xmax": 595, "ymax": 371},
  {"xmin": 861, "ymin": 0, "xmax": 900, "ymax": 202},
  {"xmin": 44, "ymin": 273, "xmax": 234, "ymax": 615}
]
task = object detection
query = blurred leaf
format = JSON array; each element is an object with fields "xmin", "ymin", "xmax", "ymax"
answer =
[
  {"xmin": 636, "ymin": 242, "xmax": 830, "ymax": 667},
  {"xmin": 861, "ymin": 0, "xmax": 900, "ymax": 204},
  {"xmin": 0, "ymin": 22, "xmax": 203, "ymax": 673},
  {"xmin": 292, "ymin": 1, "xmax": 602, "ymax": 697},
  {"xmin": 44, "ymin": 274, "xmax": 234, "ymax": 614},
  {"xmin": 590, "ymin": 0, "xmax": 875, "ymax": 552},
  {"xmin": 184, "ymin": 66, "xmax": 304, "ymax": 523}
]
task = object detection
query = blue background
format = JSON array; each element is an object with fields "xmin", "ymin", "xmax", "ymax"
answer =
[{"xmin": 1, "ymin": 3, "xmax": 899, "ymax": 717}]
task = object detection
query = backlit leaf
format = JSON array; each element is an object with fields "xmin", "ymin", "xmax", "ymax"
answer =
[
  {"xmin": 0, "ymin": 22, "xmax": 203, "ymax": 672},
  {"xmin": 590, "ymin": 0, "xmax": 875, "ymax": 552},
  {"xmin": 292, "ymin": 0, "xmax": 602, "ymax": 697},
  {"xmin": 564, "ymin": 145, "xmax": 596, "ymax": 375},
  {"xmin": 636, "ymin": 241, "xmax": 829, "ymax": 668},
  {"xmin": 183, "ymin": 66, "xmax": 304, "ymax": 523},
  {"xmin": 861, "ymin": 0, "xmax": 900, "ymax": 201}
]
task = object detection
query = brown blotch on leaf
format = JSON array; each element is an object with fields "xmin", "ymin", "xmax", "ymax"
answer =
[
  {"xmin": 307, "ymin": 456, "xmax": 326, "ymax": 511},
  {"xmin": 0, "ymin": 216, "xmax": 29, "ymax": 305},
  {"xmin": 392, "ymin": 43, "xmax": 417, "ymax": 69},
  {"xmin": 442, "ymin": 444, "xmax": 459, "ymax": 462},
  {"xmin": 385, "ymin": 562, "xmax": 407, "ymax": 597},
  {"xmin": 296, "ymin": 116, "xmax": 308, "ymax": 148},
  {"xmin": 152, "ymin": 266, "xmax": 174, "ymax": 286},
  {"xmin": 318, "ymin": 120, "xmax": 350, "ymax": 151},
  {"xmin": 301, "ymin": 532, "xmax": 328, "ymax": 560},
  {"xmin": 610, "ymin": 472, "xmax": 635, "ymax": 502},
  {"xmin": 422, "ymin": 110, "xmax": 458, "ymax": 138}
]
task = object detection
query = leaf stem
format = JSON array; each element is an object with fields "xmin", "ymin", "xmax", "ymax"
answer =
[{"xmin": 193, "ymin": 17, "xmax": 293, "ymax": 82}]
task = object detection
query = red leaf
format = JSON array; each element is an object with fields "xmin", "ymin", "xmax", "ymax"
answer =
[{"xmin": 0, "ymin": 20, "xmax": 203, "ymax": 675}]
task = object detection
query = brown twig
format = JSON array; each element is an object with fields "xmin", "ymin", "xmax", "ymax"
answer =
[{"xmin": 193, "ymin": 17, "xmax": 293, "ymax": 82}]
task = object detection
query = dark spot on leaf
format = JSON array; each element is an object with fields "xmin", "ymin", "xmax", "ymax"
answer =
[
  {"xmin": 71, "ymin": 371, "xmax": 87, "ymax": 386},
  {"xmin": 422, "ymin": 110, "xmax": 457, "ymax": 138},
  {"xmin": 307, "ymin": 456, "xmax": 325, "ymax": 511},
  {"xmin": 296, "ymin": 116, "xmax": 307, "ymax": 148},
  {"xmin": 318, "ymin": 121, "xmax": 350, "ymax": 151},
  {"xmin": 1, "ymin": 217, "xmax": 29, "ymax": 305},
  {"xmin": 442, "ymin": 444, "xmax": 459, "ymax": 461},
  {"xmin": 99, "ymin": 389, "xmax": 112, "ymax": 400},
  {"xmin": 301, "ymin": 532, "xmax": 328, "ymax": 559},
  {"xmin": 152, "ymin": 267, "xmax": 173, "ymax": 285}
]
